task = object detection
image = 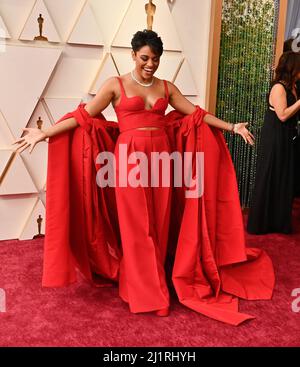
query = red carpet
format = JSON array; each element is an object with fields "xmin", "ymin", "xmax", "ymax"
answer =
[{"xmin": 0, "ymin": 200, "xmax": 300, "ymax": 347}]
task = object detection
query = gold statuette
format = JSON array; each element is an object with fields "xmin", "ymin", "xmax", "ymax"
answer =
[
  {"xmin": 34, "ymin": 14, "xmax": 48, "ymax": 41},
  {"xmin": 33, "ymin": 214, "xmax": 45, "ymax": 239},
  {"xmin": 36, "ymin": 117, "xmax": 43, "ymax": 129},
  {"xmin": 145, "ymin": 1, "xmax": 156, "ymax": 31}
]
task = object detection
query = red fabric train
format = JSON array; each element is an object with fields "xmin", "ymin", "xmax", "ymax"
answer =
[{"xmin": 43, "ymin": 104, "xmax": 275, "ymax": 325}]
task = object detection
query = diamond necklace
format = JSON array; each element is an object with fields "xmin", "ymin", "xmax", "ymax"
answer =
[{"xmin": 130, "ymin": 70, "xmax": 154, "ymax": 87}]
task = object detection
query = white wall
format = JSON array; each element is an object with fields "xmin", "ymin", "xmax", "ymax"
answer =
[{"xmin": 171, "ymin": 0, "xmax": 211, "ymax": 107}]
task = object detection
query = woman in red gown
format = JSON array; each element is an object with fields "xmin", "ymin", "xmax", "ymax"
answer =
[{"xmin": 13, "ymin": 30, "xmax": 274, "ymax": 325}]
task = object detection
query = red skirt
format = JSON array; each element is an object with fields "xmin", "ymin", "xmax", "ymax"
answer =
[{"xmin": 115, "ymin": 129, "xmax": 171, "ymax": 312}]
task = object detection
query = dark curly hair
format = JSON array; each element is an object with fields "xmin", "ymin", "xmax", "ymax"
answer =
[
  {"xmin": 274, "ymin": 51, "xmax": 300, "ymax": 89},
  {"xmin": 131, "ymin": 30, "xmax": 163, "ymax": 56}
]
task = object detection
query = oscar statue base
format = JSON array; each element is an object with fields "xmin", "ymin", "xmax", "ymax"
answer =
[
  {"xmin": 34, "ymin": 36, "xmax": 48, "ymax": 41},
  {"xmin": 33, "ymin": 234, "xmax": 45, "ymax": 239}
]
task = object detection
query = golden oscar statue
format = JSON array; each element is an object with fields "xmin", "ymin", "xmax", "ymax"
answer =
[
  {"xmin": 33, "ymin": 214, "xmax": 45, "ymax": 238},
  {"xmin": 34, "ymin": 14, "xmax": 48, "ymax": 41},
  {"xmin": 145, "ymin": 0, "xmax": 156, "ymax": 30},
  {"xmin": 36, "ymin": 117, "xmax": 43, "ymax": 129}
]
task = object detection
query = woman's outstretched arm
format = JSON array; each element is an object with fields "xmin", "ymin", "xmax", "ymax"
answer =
[
  {"xmin": 12, "ymin": 77, "xmax": 117, "ymax": 154},
  {"xmin": 168, "ymin": 81, "xmax": 255, "ymax": 145}
]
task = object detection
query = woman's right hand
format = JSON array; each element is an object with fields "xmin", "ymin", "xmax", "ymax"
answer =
[{"xmin": 12, "ymin": 127, "xmax": 48, "ymax": 154}]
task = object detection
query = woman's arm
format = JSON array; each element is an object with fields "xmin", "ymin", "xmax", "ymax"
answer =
[
  {"xmin": 12, "ymin": 77, "xmax": 117, "ymax": 153},
  {"xmin": 168, "ymin": 81, "xmax": 255, "ymax": 145},
  {"xmin": 269, "ymin": 83, "xmax": 300, "ymax": 122}
]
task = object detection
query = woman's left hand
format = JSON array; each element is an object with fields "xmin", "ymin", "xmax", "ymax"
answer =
[{"xmin": 233, "ymin": 123, "xmax": 255, "ymax": 145}]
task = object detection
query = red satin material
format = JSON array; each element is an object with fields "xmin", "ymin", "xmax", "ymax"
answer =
[
  {"xmin": 114, "ymin": 77, "xmax": 169, "ymax": 132},
  {"xmin": 43, "ymin": 104, "xmax": 275, "ymax": 325},
  {"xmin": 115, "ymin": 128, "xmax": 172, "ymax": 312}
]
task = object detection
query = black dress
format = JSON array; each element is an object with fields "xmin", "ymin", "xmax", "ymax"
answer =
[
  {"xmin": 294, "ymin": 81, "xmax": 300, "ymax": 196},
  {"xmin": 247, "ymin": 81, "xmax": 299, "ymax": 234}
]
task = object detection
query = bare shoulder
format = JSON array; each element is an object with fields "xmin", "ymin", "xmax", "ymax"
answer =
[
  {"xmin": 270, "ymin": 83, "xmax": 286, "ymax": 95},
  {"xmin": 103, "ymin": 76, "xmax": 119, "ymax": 89},
  {"xmin": 95, "ymin": 76, "xmax": 120, "ymax": 97},
  {"xmin": 118, "ymin": 73, "xmax": 131, "ymax": 82},
  {"xmin": 164, "ymin": 80, "xmax": 182, "ymax": 96},
  {"xmin": 165, "ymin": 80, "xmax": 175, "ymax": 89},
  {"xmin": 269, "ymin": 83, "xmax": 287, "ymax": 108}
]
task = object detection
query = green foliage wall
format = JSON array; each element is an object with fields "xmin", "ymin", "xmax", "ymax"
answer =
[{"xmin": 216, "ymin": 0, "xmax": 280, "ymax": 207}]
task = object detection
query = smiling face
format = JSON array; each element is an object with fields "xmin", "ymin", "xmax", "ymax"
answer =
[{"xmin": 132, "ymin": 45, "xmax": 160, "ymax": 82}]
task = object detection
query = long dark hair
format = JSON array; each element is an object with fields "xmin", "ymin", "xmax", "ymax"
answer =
[{"xmin": 274, "ymin": 51, "xmax": 300, "ymax": 89}]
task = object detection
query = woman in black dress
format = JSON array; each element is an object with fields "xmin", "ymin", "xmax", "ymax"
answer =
[{"xmin": 247, "ymin": 51, "xmax": 300, "ymax": 234}]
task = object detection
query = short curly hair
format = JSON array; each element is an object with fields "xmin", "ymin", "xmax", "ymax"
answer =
[{"xmin": 131, "ymin": 30, "xmax": 163, "ymax": 56}]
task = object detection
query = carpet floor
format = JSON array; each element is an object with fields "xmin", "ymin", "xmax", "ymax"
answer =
[{"xmin": 0, "ymin": 201, "xmax": 299, "ymax": 347}]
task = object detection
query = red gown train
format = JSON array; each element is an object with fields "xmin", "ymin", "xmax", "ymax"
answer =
[{"xmin": 42, "ymin": 78, "xmax": 275, "ymax": 325}]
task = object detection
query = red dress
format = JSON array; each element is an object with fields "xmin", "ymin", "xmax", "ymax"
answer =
[
  {"xmin": 42, "ymin": 78, "xmax": 275, "ymax": 325},
  {"xmin": 114, "ymin": 78, "xmax": 172, "ymax": 312}
]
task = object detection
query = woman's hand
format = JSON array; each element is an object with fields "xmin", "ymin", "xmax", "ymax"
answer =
[
  {"xmin": 233, "ymin": 123, "xmax": 255, "ymax": 145},
  {"xmin": 203, "ymin": 114, "xmax": 255, "ymax": 146},
  {"xmin": 12, "ymin": 128, "xmax": 48, "ymax": 154}
]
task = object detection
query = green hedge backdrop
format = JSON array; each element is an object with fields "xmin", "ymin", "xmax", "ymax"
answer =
[{"xmin": 216, "ymin": 0, "xmax": 280, "ymax": 208}]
